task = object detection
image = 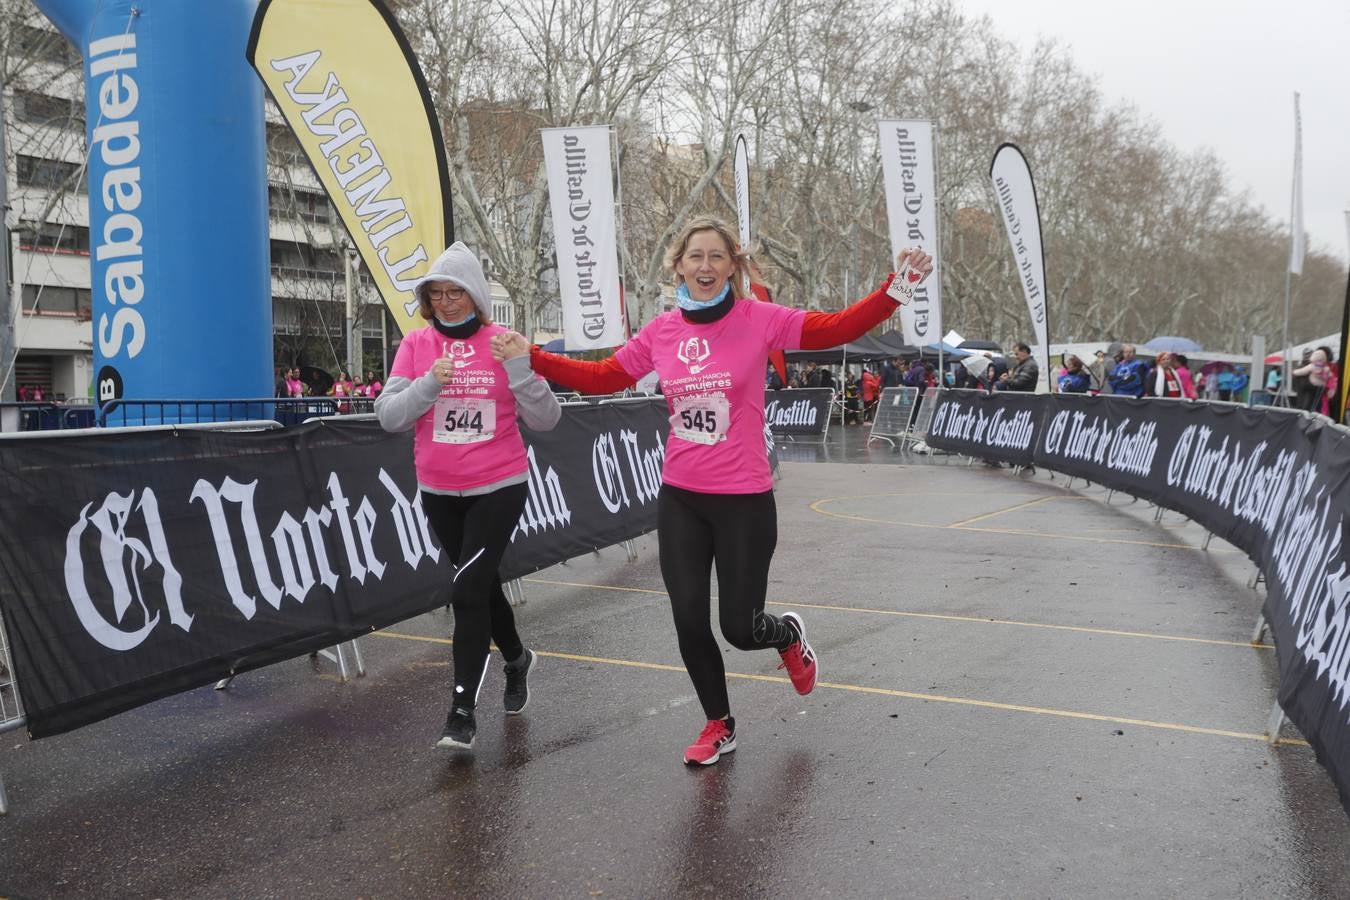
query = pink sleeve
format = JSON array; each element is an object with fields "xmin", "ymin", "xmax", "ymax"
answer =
[
  {"xmin": 614, "ymin": 326, "xmax": 655, "ymax": 380},
  {"xmin": 754, "ymin": 301, "xmax": 807, "ymax": 351},
  {"xmin": 389, "ymin": 332, "xmax": 419, "ymax": 380}
]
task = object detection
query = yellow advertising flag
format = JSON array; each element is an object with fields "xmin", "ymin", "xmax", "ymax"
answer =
[{"xmin": 247, "ymin": 0, "xmax": 452, "ymax": 337}]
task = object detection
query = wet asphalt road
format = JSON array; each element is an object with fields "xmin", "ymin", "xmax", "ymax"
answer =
[{"xmin": 3, "ymin": 433, "xmax": 1349, "ymax": 898}]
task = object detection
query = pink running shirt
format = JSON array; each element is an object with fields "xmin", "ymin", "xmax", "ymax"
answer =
[
  {"xmin": 615, "ymin": 300, "xmax": 805, "ymax": 494},
  {"xmin": 388, "ymin": 323, "xmax": 528, "ymax": 491}
]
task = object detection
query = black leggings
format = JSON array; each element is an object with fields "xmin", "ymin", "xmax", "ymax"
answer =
[
  {"xmin": 421, "ymin": 483, "xmax": 528, "ymax": 710},
  {"xmin": 658, "ymin": 484, "xmax": 796, "ymax": 720}
]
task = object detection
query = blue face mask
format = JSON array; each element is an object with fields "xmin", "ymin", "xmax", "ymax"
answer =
[
  {"xmin": 436, "ymin": 313, "xmax": 476, "ymax": 328},
  {"xmin": 676, "ymin": 281, "xmax": 731, "ymax": 311}
]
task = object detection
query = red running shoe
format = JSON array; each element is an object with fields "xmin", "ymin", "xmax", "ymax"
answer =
[
  {"xmin": 683, "ymin": 718, "xmax": 737, "ymax": 766},
  {"xmin": 777, "ymin": 611, "xmax": 818, "ymax": 695}
]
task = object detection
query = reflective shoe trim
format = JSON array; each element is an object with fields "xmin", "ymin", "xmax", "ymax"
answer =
[
  {"xmin": 437, "ymin": 706, "xmax": 476, "ymax": 750},
  {"xmin": 776, "ymin": 611, "xmax": 818, "ymax": 696},
  {"xmin": 683, "ymin": 719, "xmax": 737, "ymax": 766}
]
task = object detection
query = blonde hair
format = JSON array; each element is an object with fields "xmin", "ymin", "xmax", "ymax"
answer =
[{"xmin": 663, "ymin": 216, "xmax": 751, "ymax": 299}]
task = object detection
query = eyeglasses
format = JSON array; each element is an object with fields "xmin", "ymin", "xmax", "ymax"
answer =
[{"xmin": 426, "ymin": 285, "xmax": 467, "ymax": 302}]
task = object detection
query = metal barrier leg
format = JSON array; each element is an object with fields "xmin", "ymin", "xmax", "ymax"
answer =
[
  {"xmin": 1202, "ymin": 530, "xmax": 1215, "ymax": 551},
  {"xmin": 332, "ymin": 644, "xmax": 351, "ymax": 682},
  {"xmin": 348, "ymin": 639, "xmax": 366, "ymax": 677},
  {"xmin": 0, "ymin": 769, "xmax": 8, "ymax": 814},
  {"xmin": 505, "ymin": 578, "xmax": 526, "ymax": 608},
  {"xmin": 1266, "ymin": 701, "xmax": 1287, "ymax": 744},
  {"xmin": 1106, "ymin": 489, "xmax": 1116, "ymax": 503},
  {"xmin": 1247, "ymin": 567, "xmax": 1265, "ymax": 591},
  {"xmin": 1252, "ymin": 614, "xmax": 1269, "ymax": 644},
  {"xmin": 213, "ymin": 675, "xmax": 235, "ymax": 691},
  {"xmin": 623, "ymin": 539, "xmax": 638, "ymax": 563}
]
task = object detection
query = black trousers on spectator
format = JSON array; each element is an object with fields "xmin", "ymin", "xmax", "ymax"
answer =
[
  {"xmin": 658, "ymin": 484, "xmax": 795, "ymax": 720},
  {"xmin": 421, "ymin": 484, "xmax": 528, "ymax": 710}
]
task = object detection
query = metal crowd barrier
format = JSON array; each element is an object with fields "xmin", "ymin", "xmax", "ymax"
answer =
[
  {"xmin": 866, "ymin": 387, "xmax": 919, "ymax": 448},
  {"xmin": 0, "ymin": 401, "xmax": 97, "ymax": 433},
  {"xmin": 0, "ymin": 401, "xmax": 664, "ymax": 811},
  {"xmin": 97, "ymin": 396, "xmax": 376, "ymax": 427},
  {"xmin": 0, "ymin": 417, "xmax": 365, "ymax": 814},
  {"xmin": 935, "ymin": 391, "xmax": 1346, "ymax": 743},
  {"xmin": 0, "ymin": 608, "xmax": 22, "ymax": 814}
]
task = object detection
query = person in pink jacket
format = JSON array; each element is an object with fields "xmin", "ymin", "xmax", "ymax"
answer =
[
  {"xmin": 375, "ymin": 242, "xmax": 561, "ymax": 752},
  {"xmin": 1174, "ymin": 354, "xmax": 1198, "ymax": 400}
]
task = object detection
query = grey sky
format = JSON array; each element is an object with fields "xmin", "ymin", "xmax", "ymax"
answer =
[{"xmin": 956, "ymin": 0, "xmax": 1350, "ymax": 264}]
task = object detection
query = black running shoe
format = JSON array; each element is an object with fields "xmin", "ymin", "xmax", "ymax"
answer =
[
  {"xmin": 437, "ymin": 706, "xmax": 476, "ymax": 750},
  {"xmin": 503, "ymin": 649, "xmax": 537, "ymax": 715}
]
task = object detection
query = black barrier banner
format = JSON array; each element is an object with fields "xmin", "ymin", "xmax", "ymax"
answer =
[
  {"xmin": 0, "ymin": 402, "xmax": 668, "ymax": 738},
  {"xmin": 764, "ymin": 389, "xmax": 831, "ymax": 437},
  {"xmin": 932, "ymin": 389, "xmax": 1350, "ymax": 815},
  {"xmin": 925, "ymin": 389, "xmax": 1039, "ymax": 466}
]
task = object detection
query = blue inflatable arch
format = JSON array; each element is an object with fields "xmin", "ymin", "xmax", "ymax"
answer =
[{"xmin": 35, "ymin": 0, "xmax": 271, "ymax": 408}]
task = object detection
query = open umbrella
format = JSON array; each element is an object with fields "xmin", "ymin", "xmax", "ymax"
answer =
[
  {"xmin": 960, "ymin": 354, "xmax": 991, "ymax": 380},
  {"xmin": 1144, "ymin": 336, "xmax": 1203, "ymax": 354},
  {"xmin": 1199, "ymin": 360, "xmax": 1235, "ymax": 377},
  {"xmin": 298, "ymin": 365, "xmax": 334, "ymax": 396}
]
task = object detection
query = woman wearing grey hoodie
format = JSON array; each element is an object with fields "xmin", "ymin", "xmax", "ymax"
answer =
[{"xmin": 375, "ymin": 242, "xmax": 561, "ymax": 751}]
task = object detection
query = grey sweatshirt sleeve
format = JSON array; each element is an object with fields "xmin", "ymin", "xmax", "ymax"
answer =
[
  {"xmin": 373, "ymin": 371, "xmax": 442, "ymax": 432},
  {"xmin": 504, "ymin": 355, "xmax": 562, "ymax": 432}
]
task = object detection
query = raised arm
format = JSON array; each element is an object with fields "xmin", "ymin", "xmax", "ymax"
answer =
[{"xmin": 800, "ymin": 249, "xmax": 933, "ymax": 350}]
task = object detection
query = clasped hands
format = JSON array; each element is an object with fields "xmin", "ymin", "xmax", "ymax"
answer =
[{"xmin": 490, "ymin": 331, "xmax": 532, "ymax": 363}]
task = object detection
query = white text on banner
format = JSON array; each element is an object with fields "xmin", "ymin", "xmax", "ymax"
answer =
[
  {"xmin": 542, "ymin": 126, "xmax": 624, "ymax": 350},
  {"xmin": 990, "ymin": 143, "xmax": 1049, "ymax": 385},
  {"xmin": 879, "ymin": 119, "xmax": 941, "ymax": 346}
]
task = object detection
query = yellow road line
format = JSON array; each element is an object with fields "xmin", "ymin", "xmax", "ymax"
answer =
[
  {"xmin": 372, "ymin": 630, "xmax": 1306, "ymax": 746},
  {"xmin": 808, "ymin": 494, "xmax": 1235, "ymax": 552},
  {"xmin": 945, "ymin": 494, "xmax": 1063, "ymax": 528},
  {"xmin": 527, "ymin": 577, "xmax": 671, "ymax": 597},
  {"xmin": 522, "ymin": 577, "xmax": 1272, "ymax": 651}
]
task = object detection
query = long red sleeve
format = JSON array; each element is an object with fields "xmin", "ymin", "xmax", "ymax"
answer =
[
  {"xmin": 529, "ymin": 347, "xmax": 636, "ymax": 394},
  {"xmin": 800, "ymin": 276, "xmax": 899, "ymax": 350}
]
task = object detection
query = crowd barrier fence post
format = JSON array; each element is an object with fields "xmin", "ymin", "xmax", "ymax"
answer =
[
  {"xmin": 866, "ymin": 387, "xmax": 918, "ymax": 449},
  {"xmin": 1, "ymin": 609, "xmax": 23, "ymax": 815},
  {"xmin": 1266, "ymin": 702, "xmax": 1287, "ymax": 744},
  {"xmin": 1252, "ymin": 614, "xmax": 1270, "ymax": 645}
]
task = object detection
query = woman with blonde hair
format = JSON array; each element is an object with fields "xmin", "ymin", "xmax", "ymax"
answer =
[{"xmin": 492, "ymin": 216, "xmax": 932, "ymax": 765}]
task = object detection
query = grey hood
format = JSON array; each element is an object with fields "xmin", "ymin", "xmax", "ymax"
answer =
[{"xmin": 412, "ymin": 242, "xmax": 493, "ymax": 320}]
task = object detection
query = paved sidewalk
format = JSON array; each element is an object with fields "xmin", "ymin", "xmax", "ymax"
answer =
[{"xmin": 2, "ymin": 459, "xmax": 1347, "ymax": 898}]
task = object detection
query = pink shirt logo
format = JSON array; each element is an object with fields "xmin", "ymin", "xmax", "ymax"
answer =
[
  {"xmin": 447, "ymin": 340, "xmax": 476, "ymax": 368},
  {"xmin": 676, "ymin": 337, "xmax": 713, "ymax": 374}
]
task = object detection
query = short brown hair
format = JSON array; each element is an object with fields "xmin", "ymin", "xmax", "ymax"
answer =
[{"xmin": 663, "ymin": 216, "xmax": 751, "ymax": 299}]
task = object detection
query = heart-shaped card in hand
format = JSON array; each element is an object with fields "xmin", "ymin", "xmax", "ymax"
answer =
[{"xmin": 886, "ymin": 260, "xmax": 927, "ymax": 306}]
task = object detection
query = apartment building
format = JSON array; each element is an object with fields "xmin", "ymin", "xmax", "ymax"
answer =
[{"xmin": 3, "ymin": 8, "xmax": 512, "ymax": 401}]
